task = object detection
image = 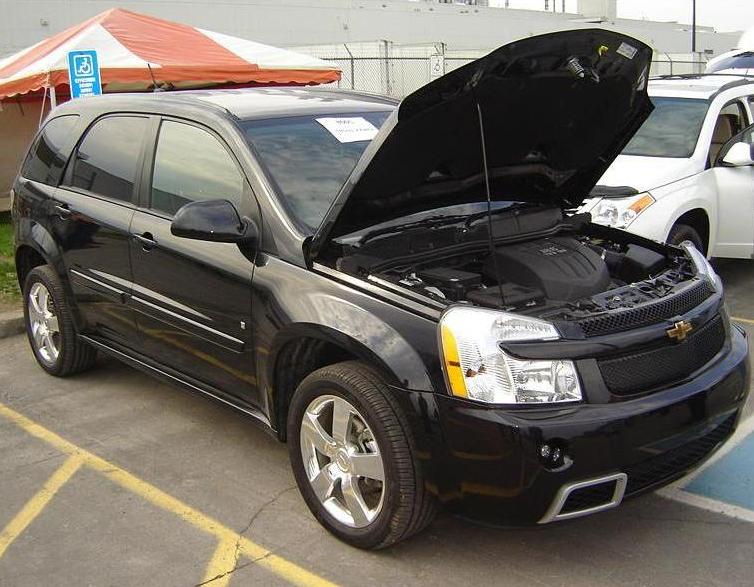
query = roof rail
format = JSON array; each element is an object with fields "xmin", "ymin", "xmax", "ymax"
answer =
[
  {"xmin": 650, "ymin": 73, "xmax": 754, "ymax": 81},
  {"xmin": 649, "ymin": 73, "xmax": 754, "ymax": 96}
]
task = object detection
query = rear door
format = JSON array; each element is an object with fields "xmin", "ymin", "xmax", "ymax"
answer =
[
  {"xmin": 129, "ymin": 117, "xmax": 259, "ymax": 404},
  {"xmin": 53, "ymin": 114, "xmax": 150, "ymax": 348},
  {"xmin": 712, "ymin": 122, "xmax": 754, "ymax": 258},
  {"xmin": 14, "ymin": 114, "xmax": 81, "ymax": 247}
]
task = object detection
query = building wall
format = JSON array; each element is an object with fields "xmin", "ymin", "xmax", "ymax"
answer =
[{"xmin": 0, "ymin": 0, "xmax": 740, "ymax": 58}]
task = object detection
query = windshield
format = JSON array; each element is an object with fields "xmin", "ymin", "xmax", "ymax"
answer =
[
  {"xmin": 621, "ymin": 97, "xmax": 709, "ymax": 158},
  {"xmin": 708, "ymin": 52, "xmax": 754, "ymax": 73},
  {"xmin": 242, "ymin": 111, "xmax": 392, "ymax": 231}
]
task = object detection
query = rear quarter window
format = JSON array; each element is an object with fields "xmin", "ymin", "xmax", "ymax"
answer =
[{"xmin": 21, "ymin": 115, "xmax": 80, "ymax": 185}]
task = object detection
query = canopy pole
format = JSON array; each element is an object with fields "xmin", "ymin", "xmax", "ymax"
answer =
[
  {"xmin": 50, "ymin": 84, "xmax": 57, "ymax": 109},
  {"xmin": 38, "ymin": 84, "xmax": 48, "ymax": 128}
]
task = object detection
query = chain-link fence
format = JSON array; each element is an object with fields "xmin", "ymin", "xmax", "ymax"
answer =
[{"xmin": 294, "ymin": 41, "xmax": 710, "ymax": 99}]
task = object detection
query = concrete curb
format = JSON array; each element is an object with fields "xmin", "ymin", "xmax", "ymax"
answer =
[{"xmin": 0, "ymin": 310, "xmax": 24, "ymax": 339}]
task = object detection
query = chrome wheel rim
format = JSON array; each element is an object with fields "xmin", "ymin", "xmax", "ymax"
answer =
[
  {"xmin": 300, "ymin": 394, "xmax": 385, "ymax": 528},
  {"xmin": 28, "ymin": 283, "xmax": 60, "ymax": 366}
]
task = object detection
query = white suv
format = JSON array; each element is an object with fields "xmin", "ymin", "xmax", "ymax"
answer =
[{"xmin": 579, "ymin": 74, "xmax": 754, "ymax": 259}]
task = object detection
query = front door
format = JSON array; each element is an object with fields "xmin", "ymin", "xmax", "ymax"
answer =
[
  {"xmin": 712, "ymin": 123, "xmax": 754, "ymax": 259},
  {"xmin": 128, "ymin": 118, "xmax": 259, "ymax": 405},
  {"xmin": 53, "ymin": 114, "xmax": 150, "ymax": 348}
]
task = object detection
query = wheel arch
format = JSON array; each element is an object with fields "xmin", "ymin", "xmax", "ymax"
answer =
[
  {"xmin": 14, "ymin": 222, "xmax": 81, "ymax": 329},
  {"xmin": 14, "ymin": 220, "xmax": 67, "ymax": 287},
  {"xmin": 266, "ymin": 322, "xmax": 422, "ymax": 441},
  {"xmin": 669, "ymin": 208, "xmax": 711, "ymax": 254},
  {"xmin": 15, "ymin": 244, "xmax": 47, "ymax": 290}
]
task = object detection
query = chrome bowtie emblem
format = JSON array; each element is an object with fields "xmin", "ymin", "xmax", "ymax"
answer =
[{"xmin": 667, "ymin": 320, "xmax": 693, "ymax": 342}]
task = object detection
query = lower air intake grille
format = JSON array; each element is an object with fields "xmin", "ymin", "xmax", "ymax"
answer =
[
  {"xmin": 577, "ymin": 280, "xmax": 713, "ymax": 337},
  {"xmin": 625, "ymin": 414, "xmax": 736, "ymax": 495},
  {"xmin": 598, "ymin": 313, "xmax": 726, "ymax": 395},
  {"xmin": 560, "ymin": 479, "xmax": 618, "ymax": 514}
]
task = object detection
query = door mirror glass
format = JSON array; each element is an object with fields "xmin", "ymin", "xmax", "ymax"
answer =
[
  {"xmin": 171, "ymin": 200, "xmax": 258, "ymax": 245},
  {"xmin": 721, "ymin": 142, "xmax": 754, "ymax": 167}
]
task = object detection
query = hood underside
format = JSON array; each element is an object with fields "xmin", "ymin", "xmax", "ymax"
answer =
[{"xmin": 310, "ymin": 29, "xmax": 653, "ymax": 258}]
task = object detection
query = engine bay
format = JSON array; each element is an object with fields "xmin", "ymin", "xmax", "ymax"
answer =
[{"xmin": 329, "ymin": 205, "xmax": 698, "ymax": 323}]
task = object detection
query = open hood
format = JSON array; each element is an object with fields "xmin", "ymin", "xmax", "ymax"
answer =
[{"xmin": 309, "ymin": 29, "xmax": 653, "ymax": 259}]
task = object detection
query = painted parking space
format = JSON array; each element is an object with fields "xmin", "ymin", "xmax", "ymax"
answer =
[
  {"xmin": 684, "ymin": 429, "xmax": 754, "ymax": 510},
  {"xmin": 659, "ymin": 411, "xmax": 754, "ymax": 523},
  {"xmin": 0, "ymin": 401, "xmax": 337, "ymax": 587}
]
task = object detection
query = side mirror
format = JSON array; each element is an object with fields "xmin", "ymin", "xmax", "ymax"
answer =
[
  {"xmin": 171, "ymin": 199, "xmax": 258, "ymax": 245},
  {"xmin": 721, "ymin": 142, "xmax": 754, "ymax": 167}
]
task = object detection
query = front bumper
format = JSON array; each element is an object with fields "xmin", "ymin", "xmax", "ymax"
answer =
[{"xmin": 397, "ymin": 323, "xmax": 750, "ymax": 526}]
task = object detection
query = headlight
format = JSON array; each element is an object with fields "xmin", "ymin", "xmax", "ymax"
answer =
[
  {"xmin": 439, "ymin": 307, "xmax": 582, "ymax": 405},
  {"xmin": 592, "ymin": 193, "xmax": 655, "ymax": 229},
  {"xmin": 682, "ymin": 241, "xmax": 722, "ymax": 292}
]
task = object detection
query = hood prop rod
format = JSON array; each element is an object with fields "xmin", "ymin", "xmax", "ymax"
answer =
[{"xmin": 476, "ymin": 101, "xmax": 506, "ymax": 309}]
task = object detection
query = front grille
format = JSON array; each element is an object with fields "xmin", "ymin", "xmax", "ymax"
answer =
[
  {"xmin": 577, "ymin": 280, "xmax": 713, "ymax": 337},
  {"xmin": 598, "ymin": 313, "xmax": 726, "ymax": 395},
  {"xmin": 625, "ymin": 414, "xmax": 736, "ymax": 495},
  {"xmin": 561, "ymin": 479, "xmax": 618, "ymax": 514}
]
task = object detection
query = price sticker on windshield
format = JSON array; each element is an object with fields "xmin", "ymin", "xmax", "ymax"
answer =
[{"xmin": 316, "ymin": 117, "xmax": 379, "ymax": 143}]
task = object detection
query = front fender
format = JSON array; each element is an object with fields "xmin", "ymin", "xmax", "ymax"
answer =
[
  {"xmin": 630, "ymin": 176, "xmax": 714, "ymax": 248},
  {"xmin": 267, "ymin": 302, "xmax": 434, "ymax": 392},
  {"xmin": 252, "ymin": 256, "xmax": 442, "ymax": 425}
]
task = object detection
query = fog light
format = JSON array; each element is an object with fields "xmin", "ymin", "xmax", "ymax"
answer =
[{"xmin": 539, "ymin": 442, "xmax": 567, "ymax": 469}]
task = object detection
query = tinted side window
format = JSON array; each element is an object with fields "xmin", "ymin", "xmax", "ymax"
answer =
[
  {"xmin": 21, "ymin": 115, "xmax": 80, "ymax": 185},
  {"xmin": 69, "ymin": 116, "xmax": 148, "ymax": 203},
  {"xmin": 151, "ymin": 120, "xmax": 244, "ymax": 216}
]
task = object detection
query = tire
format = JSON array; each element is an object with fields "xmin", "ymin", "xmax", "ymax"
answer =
[
  {"xmin": 23, "ymin": 265, "xmax": 97, "ymax": 377},
  {"xmin": 287, "ymin": 360, "xmax": 436, "ymax": 549},
  {"xmin": 668, "ymin": 223, "xmax": 704, "ymax": 253}
]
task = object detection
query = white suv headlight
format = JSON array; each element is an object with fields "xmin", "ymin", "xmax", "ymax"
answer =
[
  {"xmin": 592, "ymin": 193, "xmax": 655, "ymax": 229},
  {"xmin": 439, "ymin": 307, "xmax": 582, "ymax": 405},
  {"xmin": 682, "ymin": 241, "xmax": 722, "ymax": 292}
]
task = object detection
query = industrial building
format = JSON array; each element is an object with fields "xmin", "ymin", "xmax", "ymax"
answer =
[{"xmin": 0, "ymin": 1, "xmax": 742, "ymax": 58}]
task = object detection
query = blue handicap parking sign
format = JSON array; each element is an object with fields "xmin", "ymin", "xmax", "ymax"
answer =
[{"xmin": 67, "ymin": 50, "xmax": 102, "ymax": 99}]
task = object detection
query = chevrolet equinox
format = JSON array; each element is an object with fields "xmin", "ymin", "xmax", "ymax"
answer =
[{"xmin": 11, "ymin": 30, "xmax": 751, "ymax": 549}]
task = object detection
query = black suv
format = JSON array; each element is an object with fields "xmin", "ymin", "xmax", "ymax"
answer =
[{"xmin": 11, "ymin": 30, "xmax": 750, "ymax": 549}]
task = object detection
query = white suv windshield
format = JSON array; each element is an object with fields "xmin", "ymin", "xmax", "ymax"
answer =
[{"xmin": 622, "ymin": 97, "xmax": 709, "ymax": 158}]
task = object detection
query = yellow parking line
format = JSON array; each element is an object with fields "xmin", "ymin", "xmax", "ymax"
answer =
[
  {"xmin": 202, "ymin": 536, "xmax": 240, "ymax": 587},
  {"xmin": 732, "ymin": 316, "xmax": 754, "ymax": 325},
  {"xmin": 0, "ymin": 454, "xmax": 84, "ymax": 558},
  {"xmin": 0, "ymin": 402, "xmax": 337, "ymax": 587}
]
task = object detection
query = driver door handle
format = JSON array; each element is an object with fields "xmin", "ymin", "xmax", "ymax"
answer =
[{"xmin": 133, "ymin": 232, "xmax": 157, "ymax": 251}]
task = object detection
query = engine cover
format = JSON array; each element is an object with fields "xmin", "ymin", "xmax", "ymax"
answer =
[{"xmin": 484, "ymin": 237, "xmax": 610, "ymax": 301}]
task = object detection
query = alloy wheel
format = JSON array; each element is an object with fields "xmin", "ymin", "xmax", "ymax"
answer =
[
  {"xmin": 299, "ymin": 394, "xmax": 386, "ymax": 528},
  {"xmin": 28, "ymin": 282, "xmax": 61, "ymax": 366}
]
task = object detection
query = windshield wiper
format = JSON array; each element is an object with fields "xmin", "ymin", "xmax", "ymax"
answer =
[
  {"xmin": 358, "ymin": 214, "xmax": 470, "ymax": 244},
  {"xmin": 461, "ymin": 202, "xmax": 536, "ymax": 227},
  {"xmin": 357, "ymin": 202, "xmax": 540, "ymax": 245}
]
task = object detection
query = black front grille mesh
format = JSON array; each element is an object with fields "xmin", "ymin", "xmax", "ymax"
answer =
[
  {"xmin": 625, "ymin": 414, "xmax": 736, "ymax": 495},
  {"xmin": 598, "ymin": 314, "xmax": 726, "ymax": 395},
  {"xmin": 577, "ymin": 280, "xmax": 713, "ymax": 337}
]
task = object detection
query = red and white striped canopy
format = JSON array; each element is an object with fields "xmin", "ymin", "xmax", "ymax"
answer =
[{"xmin": 0, "ymin": 8, "xmax": 340, "ymax": 100}]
